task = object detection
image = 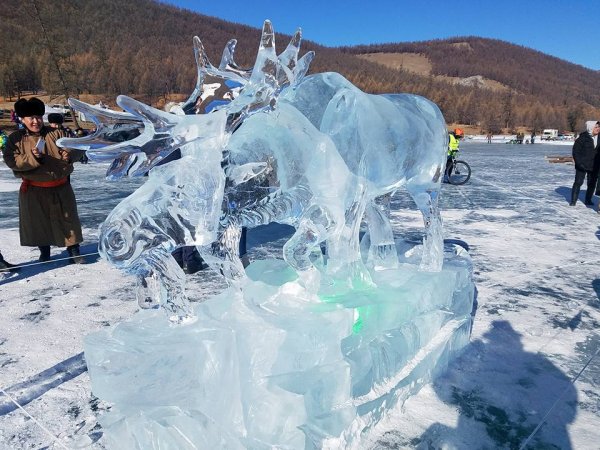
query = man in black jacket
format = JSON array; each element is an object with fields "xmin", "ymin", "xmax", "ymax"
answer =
[{"xmin": 571, "ymin": 121, "xmax": 600, "ymax": 206}]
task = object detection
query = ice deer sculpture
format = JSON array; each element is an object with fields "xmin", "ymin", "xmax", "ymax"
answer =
[{"xmin": 58, "ymin": 21, "xmax": 448, "ymax": 322}]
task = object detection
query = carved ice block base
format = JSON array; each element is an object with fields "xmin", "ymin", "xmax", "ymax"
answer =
[{"xmin": 84, "ymin": 242, "xmax": 474, "ymax": 449}]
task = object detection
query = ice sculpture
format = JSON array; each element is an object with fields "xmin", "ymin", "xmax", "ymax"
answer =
[
  {"xmin": 60, "ymin": 21, "xmax": 475, "ymax": 449},
  {"xmin": 59, "ymin": 21, "xmax": 447, "ymax": 322}
]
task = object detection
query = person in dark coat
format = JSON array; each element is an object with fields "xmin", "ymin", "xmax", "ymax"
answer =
[{"xmin": 570, "ymin": 121, "xmax": 600, "ymax": 206}]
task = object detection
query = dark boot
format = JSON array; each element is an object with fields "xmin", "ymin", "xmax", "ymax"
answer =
[
  {"xmin": 67, "ymin": 244, "xmax": 85, "ymax": 264},
  {"xmin": 0, "ymin": 254, "xmax": 19, "ymax": 272},
  {"xmin": 570, "ymin": 186, "xmax": 580, "ymax": 206},
  {"xmin": 585, "ymin": 191, "xmax": 594, "ymax": 205},
  {"xmin": 241, "ymin": 254, "xmax": 250, "ymax": 269},
  {"xmin": 38, "ymin": 246, "xmax": 51, "ymax": 262}
]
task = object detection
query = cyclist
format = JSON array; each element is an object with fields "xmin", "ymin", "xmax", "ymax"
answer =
[{"xmin": 446, "ymin": 128, "xmax": 463, "ymax": 179}]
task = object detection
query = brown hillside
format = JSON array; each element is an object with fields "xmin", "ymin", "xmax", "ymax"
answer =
[
  {"xmin": 357, "ymin": 53, "xmax": 510, "ymax": 93},
  {"xmin": 357, "ymin": 53, "xmax": 433, "ymax": 74},
  {"xmin": 343, "ymin": 38, "xmax": 600, "ymax": 131},
  {"xmin": 1, "ymin": 0, "xmax": 599, "ymax": 133}
]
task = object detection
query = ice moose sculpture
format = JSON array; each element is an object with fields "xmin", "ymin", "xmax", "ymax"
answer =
[
  {"xmin": 59, "ymin": 21, "xmax": 475, "ymax": 449},
  {"xmin": 59, "ymin": 21, "xmax": 448, "ymax": 322}
]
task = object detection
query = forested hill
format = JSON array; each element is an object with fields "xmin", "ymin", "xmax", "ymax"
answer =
[
  {"xmin": 1, "ymin": 0, "xmax": 598, "ymax": 132},
  {"xmin": 342, "ymin": 38, "xmax": 600, "ymax": 112}
]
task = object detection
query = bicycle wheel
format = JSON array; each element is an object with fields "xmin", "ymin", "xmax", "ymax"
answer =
[{"xmin": 448, "ymin": 160, "xmax": 471, "ymax": 185}]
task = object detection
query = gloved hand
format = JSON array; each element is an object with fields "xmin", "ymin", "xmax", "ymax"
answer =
[{"xmin": 80, "ymin": 152, "xmax": 89, "ymax": 164}]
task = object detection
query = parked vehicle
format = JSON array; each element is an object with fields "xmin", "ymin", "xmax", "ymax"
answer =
[
  {"xmin": 44, "ymin": 104, "xmax": 72, "ymax": 123},
  {"xmin": 557, "ymin": 133, "xmax": 575, "ymax": 141},
  {"xmin": 541, "ymin": 129, "xmax": 559, "ymax": 140},
  {"xmin": 49, "ymin": 104, "xmax": 70, "ymax": 115}
]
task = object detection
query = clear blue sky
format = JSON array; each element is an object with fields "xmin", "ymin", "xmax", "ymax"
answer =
[{"xmin": 164, "ymin": 0, "xmax": 599, "ymax": 70}]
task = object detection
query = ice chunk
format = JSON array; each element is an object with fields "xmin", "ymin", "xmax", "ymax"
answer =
[{"xmin": 85, "ymin": 242, "xmax": 474, "ymax": 448}]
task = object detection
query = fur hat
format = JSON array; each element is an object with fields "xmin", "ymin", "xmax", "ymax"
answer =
[
  {"xmin": 14, "ymin": 97, "xmax": 45, "ymax": 118},
  {"xmin": 47, "ymin": 113, "xmax": 64, "ymax": 125}
]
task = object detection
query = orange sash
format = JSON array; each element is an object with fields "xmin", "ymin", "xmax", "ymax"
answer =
[{"xmin": 20, "ymin": 177, "xmax": 68, "ymax": 193}]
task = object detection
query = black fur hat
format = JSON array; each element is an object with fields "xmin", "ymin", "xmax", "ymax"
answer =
[
  {"xmin": 47, "ymin": 113, "xmax": 64, "ymax": 124},
  {"xmin": 14, "ymin": 97, "xmax": 45, "ymax": 118}
]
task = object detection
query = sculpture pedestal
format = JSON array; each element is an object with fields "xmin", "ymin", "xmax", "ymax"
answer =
[{"xmin": 84, "ymin": 242, "xmax": 474, "ymax": 449}]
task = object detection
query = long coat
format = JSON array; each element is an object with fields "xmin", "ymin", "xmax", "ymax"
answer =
[
  {"xmin": 572, "ymin": 131, "xmax": 600, "ymax": 172},
  {"xmin": 2, "ymin": 127, "xmax": 85, "ymax": 247}
]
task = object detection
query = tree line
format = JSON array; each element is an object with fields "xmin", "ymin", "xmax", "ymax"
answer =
[{"xmin": 1, "ymin": 0, "xmax": 598, "ymax": 132}]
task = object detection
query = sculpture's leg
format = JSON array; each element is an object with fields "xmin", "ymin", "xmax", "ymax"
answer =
[
  {"xmin": 283, "ymin": 204, "xmax": 331, "ymax": 273},
  {"xmin": 134, "ymin": 248, "xmax": 193, "ymax": 322},
  {"xmin": 324, "ymin": 192, "xmax": 373, "ymax": 292},
  {"xmin": 364, "ymin": 195, "xmax": 399, "ymax": 270},
  {"xmin": 199, "ymin": 222, "xmax": 246, "ymax": 284},
  {"xmin": 407, "ymin": 186, "xmax": 443, "ymax": 271}
]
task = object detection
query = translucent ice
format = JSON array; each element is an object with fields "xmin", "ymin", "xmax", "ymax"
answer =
[
  {"xmin": 85, "ymin": 243, "xmax": 474, "ymax": 448},
  {"xmin": 59, "ymin": 21, "xmax": 447, "ymax": 322}
]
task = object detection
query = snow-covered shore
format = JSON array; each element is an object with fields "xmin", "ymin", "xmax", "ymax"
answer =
[{"xmin": 466, "ymin": 134, "xmax": 574, "ymax": 146}]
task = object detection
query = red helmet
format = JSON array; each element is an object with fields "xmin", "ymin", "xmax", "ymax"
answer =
[{"xmin": 454, "ymin": 128, "xmax": 464, "ymax": 137}]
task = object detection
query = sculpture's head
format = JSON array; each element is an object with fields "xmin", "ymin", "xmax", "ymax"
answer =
[{"xmin": 57, "ymin": 21, "xmax": 314, "ymax": 181}]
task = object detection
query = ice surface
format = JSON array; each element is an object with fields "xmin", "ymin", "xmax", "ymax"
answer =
[
  {"xmin": 56, "ymin": 20, "xmax": 471, "ymax": 448},
  {"xmin": 4, "ymin": 143, "xmax": 599, "ymax": 449}
]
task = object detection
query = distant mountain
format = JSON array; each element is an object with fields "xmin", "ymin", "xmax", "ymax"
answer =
[{"xmin": 1, "ymin": 0, "xmax": 597, "ymax": 132}]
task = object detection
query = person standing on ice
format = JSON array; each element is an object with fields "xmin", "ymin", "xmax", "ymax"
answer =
[
  {"xmin": 2, "ymin": 98, "xmax": 87, "ymax": 263},
  {"xmin": 570, "ymin": 120, "xmax": 600, "ymax": 206}
]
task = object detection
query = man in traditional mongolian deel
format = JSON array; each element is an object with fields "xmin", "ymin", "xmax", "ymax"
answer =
[{"xmin": 2, "ymin": 97, "xmax": 87, "ymax": 263}]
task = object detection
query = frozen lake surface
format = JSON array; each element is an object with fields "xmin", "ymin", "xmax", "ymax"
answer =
[{"xmin": 0, "ymin": 142, "xmax": 598, "ymax": 449}]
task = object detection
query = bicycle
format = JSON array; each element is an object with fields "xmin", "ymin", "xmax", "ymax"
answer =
[{"xmin": 446, "ymin": 152, "xmax": 472, "ymax": 185}]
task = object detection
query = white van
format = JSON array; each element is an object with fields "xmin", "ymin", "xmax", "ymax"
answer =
[
  {"xmin": 541, "ymin": 129, "xmax": 558, "ymax": 140},
  {"xmin": 49, "ymin": 104, "xmax": 70, "ymax": 115}
]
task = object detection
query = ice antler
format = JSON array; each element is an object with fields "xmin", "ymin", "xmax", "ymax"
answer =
[
  {"xmin": 181, "ymin": 20, "xmax": 314, "ymax": 131},
  {"xmin": 58, "ymin": 20, "xmax": 315, "ymax": 178},
  {"xmin": 56, "ymin": 97, "xmax": 186, "ymax": 178},
  {"xmin": 57, "ymin": 99, "xmax": 144, "ymax": 159},
  {"xmin": 276, "ymin": 27, "xmax": 314, "ymax": 87},
  {"xmin": 224, "ymin": 20, "xmax": 314, "ymax": 132},
  {"xmin": 180, "ymin": 37, "xmax": 252, "ymax": 115}
]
